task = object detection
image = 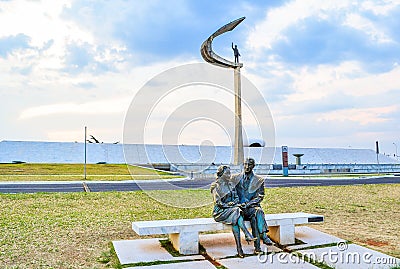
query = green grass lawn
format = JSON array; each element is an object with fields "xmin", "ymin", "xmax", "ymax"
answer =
[
  {"xmin": 0, "ymin": 163, "xmax": 182, "ymax": 181},
  {"xmin": 0, "ymin": 184, "xmax": 399, "ymax": 269}
]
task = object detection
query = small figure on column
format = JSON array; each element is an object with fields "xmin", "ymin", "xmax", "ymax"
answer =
[{"xmin": 232, "ymin": 42, "xmax": 241, "ymax": 64}]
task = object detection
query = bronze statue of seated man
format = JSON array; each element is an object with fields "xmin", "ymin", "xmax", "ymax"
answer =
[{"xmin": 233, "ymin": 157, "xmax": 273, "ymax": 254}]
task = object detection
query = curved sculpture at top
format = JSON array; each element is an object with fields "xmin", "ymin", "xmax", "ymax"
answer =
[{"xmin": 201, "ymin": 17, "xmax": 245, "ymax": 68}]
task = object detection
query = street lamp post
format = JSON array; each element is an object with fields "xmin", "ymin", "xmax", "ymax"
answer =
[
  {"xmin": 84, "ymin": 126, "xmax": 87, "ymax": 180},
  {"xmin": 393, "ymin": 142, "xmax": 398, "ymax": 159}
]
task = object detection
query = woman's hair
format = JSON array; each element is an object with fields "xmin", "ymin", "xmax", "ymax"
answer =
[{"xmin": 216, "ymin": 165, "xmax": 228, "ymax": 178}]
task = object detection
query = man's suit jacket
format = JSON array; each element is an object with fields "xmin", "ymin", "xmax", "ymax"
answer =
[{"xmin": 233, "ymin": 172, "xmax": 265, "ymax": 205}]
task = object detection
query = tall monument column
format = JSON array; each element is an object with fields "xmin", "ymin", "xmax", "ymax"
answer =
[
  {"xmin": 234, "ymin": 67, "xmax": 244, "ymax": 165},
  {"xmin": 200, "ymin": 17, "xmax": 246, "ymax": 165}
]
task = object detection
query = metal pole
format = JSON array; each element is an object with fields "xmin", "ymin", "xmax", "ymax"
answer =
[
  {"xmin": 376, "ymin": 141, "xmax": 380, "ymax": 175},
  {"xmin": 84, "ymin": 126, "xmax": 87, "ymax": 180},
  {"xmin": 393, "ymin": 142, "xmax": 398, "ymax": 159}
]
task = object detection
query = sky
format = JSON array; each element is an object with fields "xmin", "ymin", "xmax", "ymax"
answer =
[{"xmin": 0, "ymin": 0, "xmax": 400, "ymax": 156}]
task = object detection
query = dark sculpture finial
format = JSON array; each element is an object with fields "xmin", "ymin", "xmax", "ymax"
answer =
[
  {"xmin": 232, "ymin": 42, "xmax": 241, "ymax": 64},
  {"xmin": 200, "ymin": 17, "xmax": 245, "ymax": 68}
]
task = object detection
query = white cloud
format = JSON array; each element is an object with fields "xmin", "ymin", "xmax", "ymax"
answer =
[
  {"xmin": 9, "ymin": 1, "xmax": 88, "ymax": 42},
  {"xmin": 15, "ymin": 56, "xmax": 195, "ymax": 119},
  {"xmin": 361, "ymin": 0, "xmax": 399, "ymax": 15},
  {"xmin": 18, "ymin": 97, "xmax": 131, "ymax": 120},
  {"xmin": 0, "ymin": 0, "xmax": 91, "ymax": 49},
  {"xmin": 46, "ymin": 128, "xmax": 120, "ymax": 142},
  {"xmin": 290, "ymin": 63, "xmax": 400, "ymax": 103},
  {"xmin": 46, "ymin": 129, "xmax": 85, "ymax": 142},
  {"xmin": 0, "ymin": 0, "xmax": 129, "ymax": 74},
  {"xmin": 318, "ymin": 105, "xmax": 398, "ymax": 125},
  {"xmin": 245, "ymin": 55, "xmax": 400, "ymax": 150},
  {"xmin": 246, "ymin": 0, "xmax": 351, "ymax": 51},
  {"xmin": 343, "ymin": 13, "xmax": 393, "ymax": 43},
  {"xmin": 245, "ymin": 0, "xmax": 400, "ymax": 67}
]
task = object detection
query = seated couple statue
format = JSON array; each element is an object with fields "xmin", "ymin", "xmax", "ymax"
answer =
[{"xmin": 210, "ymin": 157, "xmax": 273, "ymax": 258}]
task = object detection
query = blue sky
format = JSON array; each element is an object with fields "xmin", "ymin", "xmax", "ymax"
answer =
[{"xmin": 0, "ymin": 0, "xmax": 399, "ymax": 157}]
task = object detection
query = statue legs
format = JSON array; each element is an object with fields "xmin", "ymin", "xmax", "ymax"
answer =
[
  {"xmin": 232, "ymin": 215, "xmax": 255, "ymax": 258},
  {"xmin": 250, "ymin": 217, "xmax": 262, "ymax": 253},
  {"xmin": 232, "ymin": 225, "xmax": 244, "ymax": 258},
  {"xmin": 241, "ymin": 206, "xmax": 274, "ymax": 254},
  {"xmin": 237, "ymin": 215, "xmax": 255, "ymax": 242},
  {"xmin": 245, "ymin": 207, "xmax": 273, "ymax": 253},
  {"xmin": 255, "ymin": 208, "xmax": 273, "ymax": 245}
]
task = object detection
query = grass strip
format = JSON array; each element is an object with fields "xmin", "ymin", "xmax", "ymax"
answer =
[
  {"xmin": 290, "ymin": 241, "xmax": 351, "ymax": 251},
  {"xmin": 159, "ymin": 239, "xmax": 183, "ymax": 257},
  {"xmin": 0, "ymin": 174, "xmax": 182, "ymax": 181},
  {"xmin": 97, "ymin": 242, "xmax": 121, "ymax": 268},
  {"xmin": 0, "ymin": 184, "xmax": 399, "ymax": 268},
  {"xmin": 120, "ymin": 259, "xmax": 195, "ymax": 268},
  {"xmin": 0, "ymin": 163, "xmax": 179, "ymax": 181},
  {"xmin": 0, "ymin": 163, "xmax": 173, "ymax": 175}
]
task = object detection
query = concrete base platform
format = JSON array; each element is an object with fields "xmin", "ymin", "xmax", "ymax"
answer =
[
  {"xmin": 287, "ymin": 226, "xmax": 343, "ymax": 250},
  {"xmin": 112, "ymin": 239, "xmax": 204, "ymax": 265},
  {"xmin": 218, "ymin": 254, "xmax": 320, "ymax": 269},
  {"xmin": 298, "ymin": 243, "xmax": 400, "ymax": 269},
  {"xmin": 113, "ymin": 227, "xmax": 400, "ymax": 268},
  {"xmin": 200, "ymin": 233, "xmax": 281, "ymax": 259},
  {"xmin": 125, "ymin": 260, "xmax": 215, "ymax": 269}
]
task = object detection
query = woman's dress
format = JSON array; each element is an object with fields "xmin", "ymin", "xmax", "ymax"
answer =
[{"xmin": 210, "ymin": 178, "xmax": 242, "ymax": 225}]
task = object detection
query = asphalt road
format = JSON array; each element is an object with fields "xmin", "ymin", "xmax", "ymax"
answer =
[{"xmin": 1, "ymin": 175, "xmax": 399, "ymax": 194}]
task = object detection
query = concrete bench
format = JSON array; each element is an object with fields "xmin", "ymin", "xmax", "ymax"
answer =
[{"xmin": 132, "ymin": 212, "xmax": 323, "ymax": 255}]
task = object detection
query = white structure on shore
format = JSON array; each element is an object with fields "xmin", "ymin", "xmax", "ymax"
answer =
[{"xmin": 0, "ymin": 140, "xmax": 397, "ymax": 165}]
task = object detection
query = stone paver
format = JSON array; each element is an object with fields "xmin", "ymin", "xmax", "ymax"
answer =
[
  {"xmin": 287, "ymin": 226, "xmax": 343, "ymax": 251},
  {"xmin": 112, "ymin": 239, "xmax": 204, "ymax": 265},
  {"xmin": 113, "ymin": 228, "xmax": 399, "ymax": 269},
  {"xmin": 218, "ymin": 253, "xmax": 320, "ymax": 269},
  {"xmin": 200, "ymin": 233, "xmax": 281, "ymax": 259},
  {"xmin": 298, "ymin": 243, "xmax": 400, "ymax": 269}
]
